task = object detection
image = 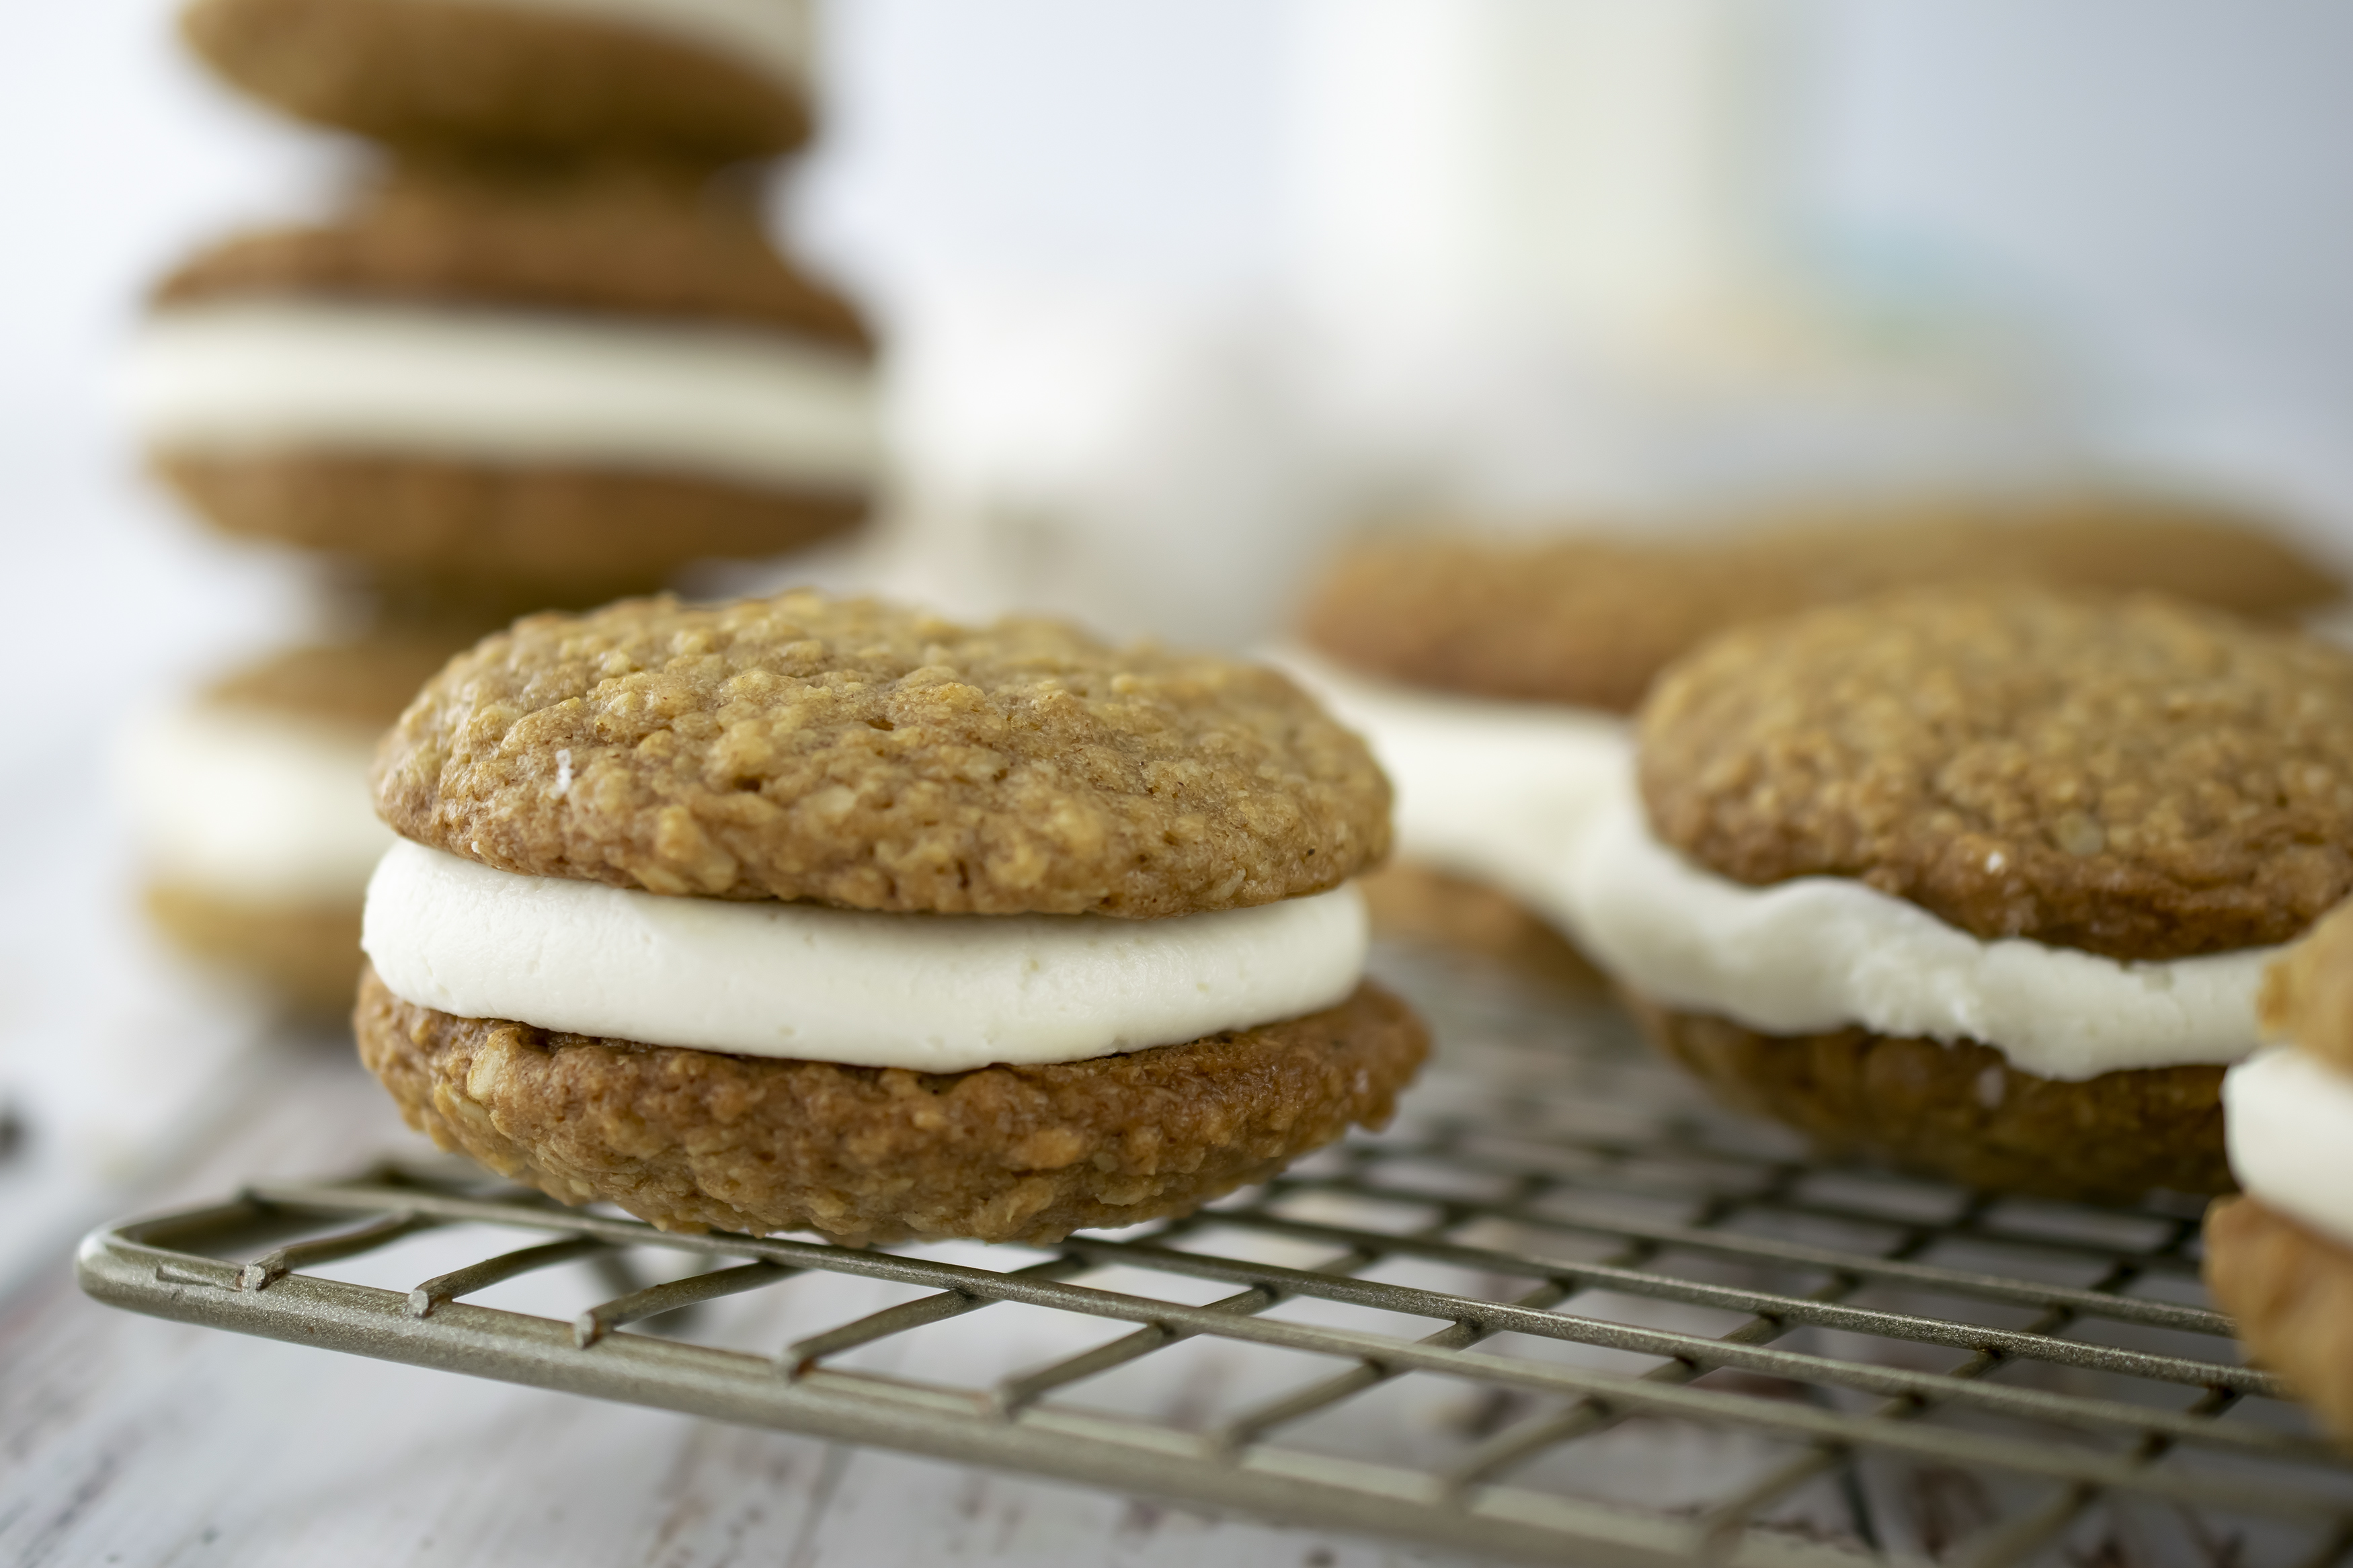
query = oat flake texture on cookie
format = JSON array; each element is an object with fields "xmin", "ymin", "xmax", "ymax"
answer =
[
  {"xmin": 1638, "ymin": 587, "xmax": 2353, "ymax": 961},
  {"xmin": 372, "ymin": 591, "xmax": 1393, "ymax": 915}
]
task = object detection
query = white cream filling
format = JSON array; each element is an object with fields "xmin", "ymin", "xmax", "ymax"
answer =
[
  {"xmin": 1560, "ymin": 774, "xmax": 2274, "ymax": 1080},
  {"xmin": 1269, "ymin": 648, "xmax": 1631, "ymax": 923},
  {"xmin": 2225, "ymin": 1047, "xmax": 2353, "ymax": 1249},
  {"xmin": 361, "ymin": 841, "xmax": 1370, "ymax": 1071},
  {"xmin": 116, "ymin": 701, "xmax": 395, "ymax": 903},
  {"xmin": 125, "ymin": 302, "xmax": 882, "ymax": 493},
  {"xmin": 428, "ymin": 0, "xmax": 813, "ymax": 90}
]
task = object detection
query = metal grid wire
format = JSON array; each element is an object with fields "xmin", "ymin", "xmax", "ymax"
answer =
[{"xmin": 77, "ymin": 950, "xmax": 2353, "ymax": 1567}]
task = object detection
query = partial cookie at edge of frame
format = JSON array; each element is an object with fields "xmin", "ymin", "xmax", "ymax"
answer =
[
  {"xmin": 2205, "ymin": 1196, "xmax": 2353, "ymax": 1450},
  {"xmin": 2259, "ymin": 900, "xmax": 2353, "ymax": 1075}
]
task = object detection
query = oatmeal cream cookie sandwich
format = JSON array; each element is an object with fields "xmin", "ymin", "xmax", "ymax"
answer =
[
  {"xmin": 1287, "ymin": 495, "xmax": 2340, "ymax": 981},
  {"xmin": 1560, "ymin": 585, "xmax": 2353, "ymax": 1202},
  {"xmin": 180, "ymin": 0, "xmax": 815, "ymax": 160},
  {"xmin": 2205, "ymin": 904, "xmax": 2353, "ymax": 1447},
  {"xmin": 121, "ymin": 621, "xmax": 479, "ymax": 1015},
  {"xmin": 127, "ymin": 156, "xmax": 879, "ymax": 608},
  {"xmin": 356, "ymin": 591, "xmax": 1426, "ymax": 1244}
]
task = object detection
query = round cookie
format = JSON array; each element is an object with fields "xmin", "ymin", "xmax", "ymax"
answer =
[
  {"xmin": 181, "ymin": 0, "xmax": 811, "ymax": 160},
  {"xmin": 1640, "ymin": 589, "xmax": 2353, "ymax": 960},
  {"xmin": 1303, "ymin": 494, "xmax": 2342, "ymax": 716},
  {"xmin": 356, "ymin": 590, "xmax": 1420, "ymax": 1243},
  {"xmin": 132, "ymin": 157, "xmax": 879, "ymax": 607},
  {"xmin": 1583, "ymin": 586, "xmax": 2353, "ymax": 1200},
  {"xmin": 128, "ymin": 621, "xmax": 481, "ymax": 1015},
  {"xmin": 357, "ymin": 967, "xmax": 1425, "ymax": 1245},
  {"xmin": 374, "ymin": 591, "xmax": 1392, "ymax": 913},
  {"xmin": 2256, "ymin": 893, "xmax": 2353, "ymax": 1075},
  {"xmin": 2202, "ymin": 901, "xmax": 2353, "ymax": 1448}
]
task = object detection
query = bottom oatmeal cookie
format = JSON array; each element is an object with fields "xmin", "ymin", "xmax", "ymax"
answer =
[
  {"xmin": 1626, "ymin": 992, "xmax": 2232, "ymax": 1203},
  {"xmin": 356, "ymin": 966, "xmax": 1429, "ymax": 1245}
]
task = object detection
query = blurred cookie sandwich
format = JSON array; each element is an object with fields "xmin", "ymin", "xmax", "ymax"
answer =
[
  {"xmin": 180, "ymin": 0, "xmax": 815, "ymax": 160},
  {"xmin": 1289, "ymin": 495, "xmax": 2340, "ymax": 981},
  {"xmin": 355, "ymin": 591, "xmax": 1425, "ymax": 1243},
  {"xmin": 128, "ymin": 157, "xmax": 881, "ymax": 610},
  {"xmin": 1564, "ymin": 585, "xmax": 2353, "ymax": 1202},
  {"xmin": 122, "ymin": 620, "xmax": 477, "ymax": 1015},
  {"xmin": 2206, "ymin": 905, "xmax": 2353, "ymax": 1446}
]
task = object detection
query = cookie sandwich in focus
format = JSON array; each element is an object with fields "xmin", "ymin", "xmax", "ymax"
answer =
[
  {"xmin": 355, "ymin": 591, "xmax": 1427, "ymax": 1244},
  {"xmin": 1286, "ymin": 495, "xmax": 2340, "ymax": 985},
  {"xmin": 1563, "ymin": 585, "xmax": 2353, "ymax": 1202},
  {"xmin": 2206, "ymin": 903, "xmax": 2353, "ymax": 1448}
]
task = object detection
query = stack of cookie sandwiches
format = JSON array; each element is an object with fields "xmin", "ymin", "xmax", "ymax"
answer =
[
  {"xmin": 2206, "ymin": 903, "xmax": 2353, "ymax": 1446},
  {"xmin": 123, "ymin": 0, "xmax": 879, "ymax": 1010},
  {"xmin": 354, "ymin": 591, "xmax": 1428, "ymax": 1243},
  {"xmin": 1287, "ymin": 495, "xmax": 2339, "ymax": 983},
  {"xmin": 1564, "ymin": 585, "xmax": 2353, "ymax": 1202},
  {"xmin": 132, "ymin": 0, "xmax": 877, "ymax": 606}
]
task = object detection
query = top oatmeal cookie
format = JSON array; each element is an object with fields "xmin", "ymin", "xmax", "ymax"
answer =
[
  {"xmin": 374, "ymin": 591, "xmax": 1392, "ymax": 917},
  {"xmin": 1302, "ymin": 497, "xmax": 2342, "ymax": 713},
  {"xmin": 1639, "ymin": 587, "xmax": 2353, "ymax": 962}
]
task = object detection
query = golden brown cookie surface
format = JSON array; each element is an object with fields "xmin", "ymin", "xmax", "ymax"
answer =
[
  {"xmin": 1301, "ymin": 495, "xmax": 2341, "ymax": 714},
  {"xmin": 356, "ymin": 967, "xmax": 1428, "ymax": 1245},
  {"xmin": 2204, "ymin": 1196, "xmax": 2353, "ymax": 1449},
  {"xmin": 181, "ymin": 0, "xmax": 809, "ymax": 159},
  {"xmin": 1640, "ymin": 587, "xmax": 2353, "ymax": 961},
  {"xmin": 374, "ymin": 591, "xmax": 1394, "ymax": 914},
  {"xmin": 1626, "ymin": 991, "xmax": 2231, "ymax": 1203},
  {"xmin": 157, "ymin": 453, "xmax": 865, "ymax": 610},
  {"xmin": 2260, "ymin": 901, "xmax": 2353, "ymax": 1073},
  {"xmin": 155, "ymin": 156, "xmax": 871, "ymax": 346}
]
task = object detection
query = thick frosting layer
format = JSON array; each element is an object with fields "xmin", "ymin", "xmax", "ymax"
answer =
[
  {"xmin": 2226, "ymin": 1047, "xmax": 2353, "ymax": 1249},
  {"xmin": 118, "ymin": 701, "xmax": 394, "ymax": 903},
  {"xmin": 1270, "ymin": 648, "xmax": 1630, "ymax": 919},
  {"xmin": 126, "ymin": 302, "xmax": 881, "ymax": 493},
  {"xmin": 361, "ymin": 841, "xmax": 1369, "ymax": 1071},
  {"xmin": 1562, "ymin": 777, "xmax": 2274, "ymax": 1079},
  {"xmin": 461, "ymin": 0, "xmax": 812, "ymax": 89}
]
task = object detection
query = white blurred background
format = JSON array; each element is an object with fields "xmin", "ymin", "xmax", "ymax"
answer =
[{"xmin": 5, "ymin": 0, "xmax": 2353, "ymax": 1252}]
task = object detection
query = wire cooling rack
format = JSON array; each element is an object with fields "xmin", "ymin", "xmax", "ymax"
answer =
[{"xmin": 76, "ymin": 949, "xmax": 2353, "ymax": 1567}]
